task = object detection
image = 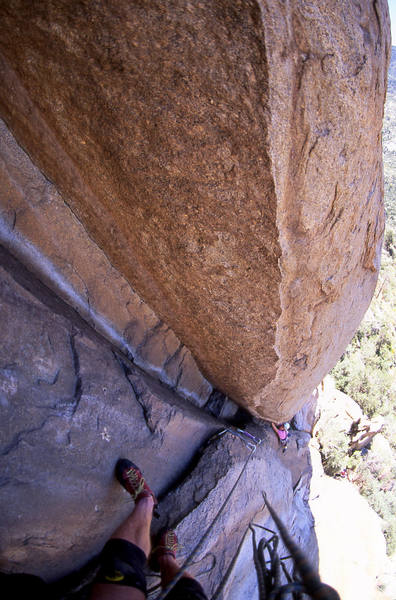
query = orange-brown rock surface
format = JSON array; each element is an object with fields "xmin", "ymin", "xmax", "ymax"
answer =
[
  {"xmin": 0, "ymin": 118, "xmax": 213, "ymax": 408},
  {"xmin": 0, "ymin": 0, "xmax": 390, "ymax": 420}
]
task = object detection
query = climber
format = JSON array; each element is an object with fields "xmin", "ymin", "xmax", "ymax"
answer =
[
  {"xmin": 271, "ymin": 422, "xmax": 289, "ymax": 452},
  {"xmin": 90, "ymin": 458, "xmax": 208, "ymax": 600}
]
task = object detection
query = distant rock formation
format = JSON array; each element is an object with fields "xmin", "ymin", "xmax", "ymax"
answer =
[
  {"xmin": 0, "ymin": 0, "xmax": 391, "ymax": 420},
  {"xmin": 314, "ymin": 375, "xmax": 386, "ymax": 454},
  {"xmin": 293, "ymin": 379, "xmax": 394, "ymax": 600}
]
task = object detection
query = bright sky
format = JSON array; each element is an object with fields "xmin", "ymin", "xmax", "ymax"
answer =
[{"xmin": 389, "ymin": 0, "xmax": 396, "ymax": 45}]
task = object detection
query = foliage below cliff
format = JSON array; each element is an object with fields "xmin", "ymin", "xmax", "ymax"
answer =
[{"xmin": 325, "ymin": 47, "xmax": 396, "ymax": 555}]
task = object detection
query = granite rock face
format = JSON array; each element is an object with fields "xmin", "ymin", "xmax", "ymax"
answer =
[
  {"xmin": 0, "ymin": 247, "xmax": 317, "ymax": 598},
  {"xmin": 0, "ymin": 118, "xmax": 212, "ymax": 408},
  {"xmin": 0, "ymin": 1, "xmax": 390, "ymax": 421},
  {"xmin": 150, "ymin": 431, "xmax": 317, "ymax": 599},
  {"xmin": 0, "ymin": 246, "xmax": 220, "ymax": 580}
]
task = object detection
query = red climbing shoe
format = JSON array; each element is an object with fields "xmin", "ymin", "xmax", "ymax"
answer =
[
  {"xmin": 150, "ymin": 529, "xmax": 179, "ymax": 572},
  {"xmin": 115, "ymin": 458, "xmax": 159, "ymax": 516}
]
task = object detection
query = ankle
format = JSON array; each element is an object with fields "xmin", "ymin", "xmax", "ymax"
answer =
[
  {"xmin": 159, "ymin": 555, "xmax": 180, "ymax": 587},
  {"xmin": 158, "ymin": 553, "xmax": 178, "ymax": 567},
  {"xmin": 136, "ymin": 495, "xmax": 155, "ymax": 511}
]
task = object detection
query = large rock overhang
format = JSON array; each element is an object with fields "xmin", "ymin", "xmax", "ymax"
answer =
[{"xmin": 0, "ymin": 1, "xmax": 390, "ymax": 420}]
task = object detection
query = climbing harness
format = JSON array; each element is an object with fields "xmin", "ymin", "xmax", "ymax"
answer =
[{"xmin": 154, "ymin": 429, "xmax": 262, "ymax": 599}]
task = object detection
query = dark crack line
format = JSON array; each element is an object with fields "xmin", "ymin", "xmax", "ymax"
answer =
[
  {"xmin": 0, "ymin": 362, "xmax": 18, "ymax": 370},
  {"xmin": 175, "ymin": 351, "xmax": 187, "ymax": 389},
  {"xmin": 325, "ymin": 183, "xmax": 343, "ymax": 234},
  {"xmin": 299, "ymin": 133, "xmax": 309, "ymax": 163},
  {"xmin": 113, "ymin": 348, "xmax": 136, "ymax": 374},
  {"xmin": 365, "ymin": 177, "xmax": 377, "ymax": 207},
  {"xmin": 1, "ymin": 415, "xmax": 57, "ymax": 456},
  {"xmin": 47, "ymin": 333, "xmax": 54, "ymax": 351},
  {"xmin": 307, "ymin": 136, "xmax": 319, "ymax": 159},
  {"xmin": 328, "ymin": 183, "xmax": 338, "ymax": 220},
  {"xmin": 293, "ymin": 475, "xmax": 303, "ymax": 495},
  {"xmin": 354, "ymin": 54, "xmax": 367, "ymax": 77},
  {"xmin": 135, "ymin": 320, "xmax": 163, "ymax": 354},
  {"xmin": 297, "ymin": 54, "xmax": 310, "ymax": 91},
  {"xmin": 162, "ymin": 341, "xmax": 183, "ymax": 373},
  {"xmin": 127, "ymin": 376, "xmax": 155, "ymax": 435},
  {"xmin": 69, "ymin": 332, "xmax": 82, "ymax": 416},
  {"xmin": 329, "ymin": 208, "xmax": 344, "ymax": 233},
  {"xmin": 22, "ymin": 535, "xmax": 57, "ymax": 549},
  {"xmin": 116, "ymin": 355, "xmax": 155, "ymax": 434}
]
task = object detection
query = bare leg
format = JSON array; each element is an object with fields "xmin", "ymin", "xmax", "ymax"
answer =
[
  {"xmin": 110, "ymin": 496, "xmax": 154, "ymax": 557},
  {"xmin": 90, "ymin": 497, "xmax": 154, "ymax": 600}
]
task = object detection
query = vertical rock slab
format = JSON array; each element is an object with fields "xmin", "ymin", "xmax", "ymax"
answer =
[
  {"xmin": 255, "ymin": 0, "xmax": 391, "ymax": 419},
  {"xmin": 0, "ymin": 246, "xmax": 219, "ymax": 580},
  {"xmin": 150, "ymin": 431, "xmax": 318, "ymax": 599},
  {"xmin": 0, "ymin": 118, "xmax": 212, "ymax": 407},
  {"xmin": 0, "ymin": 1, "xmax": 390, "ymax": 420}
]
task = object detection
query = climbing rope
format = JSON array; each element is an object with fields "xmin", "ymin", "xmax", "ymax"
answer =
[
  {"xmin": 255, "ymin": 495, "xmax": 341, "ymax": 600},
  {"xmin": 211, "ymin": 523, "xmax": 250, "ymax": 600},
  {"xmin": 250, "ymin": 521, "xmax": 302, "ymax": 600},
  {"xmin": 154, "ymin": 426, "xmax": 340, "ymax": 600},
  {"xmin": 155, "ymin": 430, "xmax": 261, "ymax": 599}
]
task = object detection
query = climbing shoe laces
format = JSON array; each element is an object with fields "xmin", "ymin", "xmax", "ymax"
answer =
[
  {"xmin": 115, "ymin": 458, "xmax": 159, "ymax": 516},
  {"xmin": 150, "ymin": 529, "xmax": 179, "ymax": 572},
  {"xmin": 157, "ymin": 529, "xmax": 178, "ymax": 557}
]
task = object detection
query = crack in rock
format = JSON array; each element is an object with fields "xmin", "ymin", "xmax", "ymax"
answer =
[
  {"xmin": 115, "ymin": 354, "xmax": 156, "ymax": 435},
  {"xmin": 69, "ymin": 332, "xmax": 82, "ymax": 416},
  {"xmin": 1, "ymin": 415, "xmax": 57, "ymax": 456}
]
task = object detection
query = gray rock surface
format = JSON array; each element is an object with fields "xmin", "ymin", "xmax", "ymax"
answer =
[
  {"xmin": 150, "ymin": 431, "xmax": 317, "ymax": 599},
  {"xmin": 0, "ymin": 118, "xmax": 212, "ymax": 408},
  {"xmin": 0, "ymin": 0, "xmax": 390, "ymax": 420},
  {"xmin": 0, "ymin": 246, "xmax": 219, "ymax": 581},
  {"xmin": 292, "ymin": 388, "xmax": 319, "ymax": 435},
  {"xmin": 0, "ymin": 246, "xmax": 317, "ymax": 598}
]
